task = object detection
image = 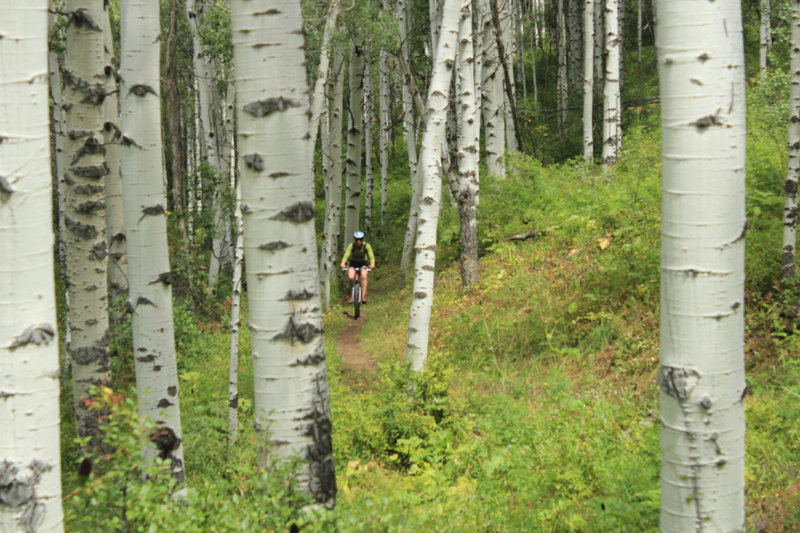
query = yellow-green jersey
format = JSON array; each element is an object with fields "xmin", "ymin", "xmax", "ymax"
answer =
[{"xmin": 341, "ymin": 242, "xmax": 375, "ymax": 266}]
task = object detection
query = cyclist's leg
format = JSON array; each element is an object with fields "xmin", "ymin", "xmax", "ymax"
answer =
[
  {"xmin": 360, "ymin": 269, "xmax": 369, "ymax": 302},
  {"xmin": 346, "ymin": 267, "xmax": 356, "ymax": 301}
]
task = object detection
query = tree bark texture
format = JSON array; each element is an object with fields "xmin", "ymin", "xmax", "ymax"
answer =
[
  {"xmin": 602, "ymin": 0, "xmax": 621, "ymax": 165},
  {"xmin": 783, "ymin": 0, "xmax": 800, "ymax": 278},
  {"xmin": 120, "ymin": 0, "xmax": 186, "ymax": 483},
  {"xmin": 582, "ymin": 0, "xmax": 594, "ymax": 162},
  {"xmin": 406, "ymin": 0, "xmax": 462, "ymax": 372},
  {"xmin": 657, "ymin": 0, "xmax": 747, "ymax": 528},
  {"xmin": 230, "ymin": 0, "xmax": 336, "ymax": 506},
  {"xmin": 0, "ymin": 4, "xmax": 66, "ymax": 531},
  {"xmin": 556, "ymin": 0, "xmax": 568, "ymax": 128},
  {"xmin": 480, "ymin": 0, "xmax": 507, "ymax": 177},
  {"xmin": 63, "ymin": 0, "xmax": 113, "ymax": 444},
  {"xmin": 379, "ymin": 50, "xmax": 390, "ymax": 225},
  {"xmin": 345, "ymin": 46, "xmax": 365, "ymax": 241}
]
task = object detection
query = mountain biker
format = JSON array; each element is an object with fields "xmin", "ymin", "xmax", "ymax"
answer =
[{"xmin": 340, "ymin": 231, "xmax": 376, "ymax": 304}]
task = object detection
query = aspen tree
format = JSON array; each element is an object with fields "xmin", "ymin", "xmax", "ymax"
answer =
[
  {"xmin": 582, "ymin": 0, "xmax": 594, "ymax": 162},
  {"xmin": 783, "ymin": 0, "xmax": 800, "ymax": 278},
  {"xmin": 556, "ymin": 0, "xmax": 568, "ymax": 128},
  {"xmin": 453, "ymin": 0, "xmax": 481, "ymax": 287},
  {"xmin": 120, "ymin": 0, "xmax": 186, "ymax": 482},
  {"xmin": 364, "ymin": 52, "xmax": 375, "ymax": 230},
  {"xmin": 228, "ymin": 180, "xmax": 244, "ymax": 448},
  {"xmin": 62, "ymin": 0, "xmax": 113, "ymax": 443},
  {"xmin": 602, "ymin": 0, "xmax": 621, "ymax": 165},
  {"xmin": 230, "ymin": 0, "xmax": 336, "ymax": 505},
  {"xmin": 308, "ymin": 0, "xmax": 341, "ymax": 159},
  {"xmin": 320, "ymin": 51, "xmax": 345, "ymax": 310},
  {"xmin": 379, "ymin": 50, "xmax": 390, "ymax": 224},
  {"xmin": 657, "ymin": 0, "xmax": 747, "ymax": 528},
  {"xmin": 760, "ymin": 0, "xmax": 772, "ymax": 73},
  {"xmin": 1, "ymin": 4, "xmax": 65, "ymax": 532},
  {"xmin": 345, "ymin": 46, "xmax": 365, "ymax": 241},
  {"xmin": 480, "ymin": 0, "xmax": 507, "ymax": 177},
  {"xmin": 407, "ymin": 0, "xmax": 462, "ymax": 371}
]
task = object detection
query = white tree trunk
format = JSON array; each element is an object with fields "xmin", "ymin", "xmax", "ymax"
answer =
[
  {"xmin": 593, "ymin": 0, "xmax": 604, "ymax": 88},
  {"xmin": 657, "ymin": 0, "xmax": 747, "ymax": 529},
  {"xmin": 63, "ymin": 0, "xmax": 112, "ymax": 442},
  {"xmin": 784, "ymin": 0, "xmax": 800, "ymax": 278},
  {"xmin": 120, "ymin": 0, "xmax": 185, "ymax": 482},
  {"xmin": 345, "ymin": 46, "xmax": 365, "ymax": 241},
  {"xmin": 582, "ymin": 0, "xmax": 594, "ymax": 162},
  {"xmin": 568, "ymin": 0, "xmax": 582, "ymax": 92},
  {"xmin": 102, "ymin": 3, "xmax": 127, "ymax": 298},
  {"xmin": 0, "ymin": 5, "xmax": 65, "ymax": 532},
  {"xmin": 230, "ymin": 0, "xmax": 336, "ymax": 506},
  {"xmin": 406, "ymin": 0, "xmax": 461, "ymax": 372},
  {"xmin": 399, "ymin": 0, "xmax": 422, "ymax": 274},
  {"xmin": 556, "ymin": 0, "xmax": 568, "ymax": 128},
  {"xmin": 602, "ymin": 0, "xmax": 621, "ymax": 165},
  {"xmin": 760, "ymin": 0, "xmax": 771, "ymax": 73},
  {"xmin": 364, "ymin": 52, "xmax": 375, "ymax": 230},
  {"xmin": 454, "ymin": 0, "xmax": 481, "ymax": 287},
  {"xmin": 320, "ymin": 51, "xmax": 345, "ymax": 310},
  {"xmin": 480, "ymin": 0, "xmax": 506, "ymax": 177},
  {"xmin": 228, "ymin": 179, "xmax": 244, "ymax": 448},
  {"xmin": 308, "ymin": 0, "xmax": 340, "ymax": 160},
  {"xmin": 379, "ymin": 50, "xmax": 390, "ymax": 225}
]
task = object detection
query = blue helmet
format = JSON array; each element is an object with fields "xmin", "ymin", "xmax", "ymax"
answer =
[{"xmin": 353, "ymin": 231, "xmax": 365, "ymax": 240}]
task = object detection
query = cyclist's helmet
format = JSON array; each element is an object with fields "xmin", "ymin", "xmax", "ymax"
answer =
[{"xmin": 353, "ymin": 231, "xmax": 365, "ymax": 240}]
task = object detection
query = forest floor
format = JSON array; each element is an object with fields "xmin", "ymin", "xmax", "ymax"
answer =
[{"xmin": 336, "ymin": 308, "xmax": 378, "ymax": 391}]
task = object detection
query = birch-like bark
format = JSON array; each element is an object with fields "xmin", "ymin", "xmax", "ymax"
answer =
[
  {"xmin": 593, "ymin": 0, "xmax": 603, "ymax": 88},
  {"xmin": 345, "ymin": 46, "xmax": 365, "ymax": 241},
  {"xmin": 515, "ymin": 0, "xmax": 526, "ymax": 99},
  {"xmin": 320, "ymin": 51, "xmax": 345, "ymax": 311},
  {"xmin": 556, "ymin": 0, "xmax": 568, "ymax": 128},
  {"xmin": 637, "ymin": 0, "xmax": 643, "ymax": 63},
  {"xmin": 364, "ymin": 53, "xmax": 375, "ymax": 230},
  {"xmin": 582, "ymin": 0, "xmax": 594, "ymax": 162},
  {"xmin": 760, "ymin": 0, "xmax": 772, "ymax": 73},
  {"xmin": 407, "ymin": 0, "xmax": 461, "ymax": 372},
  {"xmin": 657, "ymin": 0, "xmax": 747, "ymax": 528},
  {"xmin": 1, "ymin": 5, "xmax": 65, "ymax": 531},
  {"xmin": 120, "ymin": 0, "xmax": 185, "ymax": 482},
  {"xmin": 165, "ymin": 0, "xmax": 186, "ymax": 239},
  {"xmin": 308, "ymin": 0, "xmax": 340, "ymax": 160},
  {"xmin": 454, "ymin": 0, "xmax": 481, "ymax": 287},
  {"xmin": 399, "ymin": 0, "xmax": 422, "ymax": 273},
  {"xmin": 379, "ymin": 50, "xmax": 390, "ymax": 225},
  {"xmin": 480, "ymin": 0, "xmax": 506, "ymax": 177},
  {"xmin": 102, "ymin": 2, "xmax": 127, "ymax": 298},
  {"xmin": 602, "ymin": 0, "xmax": 621, "ymax": 165},
  {"xmin": 231, "ymin": 0, "xmax": 336, "ymax": 506},
  {"xmin": 568, "ymin": 0, "xmax": 582, "ymax": 92},
  {"xmin": 783, "ymin": 0, "xmax": 800, "ymax": 278},
  {"xmin": 63, "ymin": 0, "xmax": 112, "ymax": 443},
  {"xmin": 228, "ymin": 179, "xmax": 243, "ymax": 448},
  {"xmin": 527, "ymin": 1, "xmax": 538, "ymax": 103}
]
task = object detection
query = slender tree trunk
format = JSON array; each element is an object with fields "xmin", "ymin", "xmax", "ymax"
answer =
[
  {"xmin": 320, "ymin": 51, "xmax": 345, "ymax": 310},
  {"xmin": 399, "ymin": 0, "xmax": 422, "ymax": 274},
  {"xmin": 528, "ymin": 0, "xmax": 538, "ymax": 103},
  {"xmin": 120, "ymin": 0, "xmax": 186, "ymax": 482},
  {"xmin": 760, "ymin": 0, "xmax": 771, "ymax": 73},
  {"xmin": 480, "ymin": 0, "xmax": 507, "ymax": 176},
  {"xmin": 602, "ymin": 0, "xmax": 621, "ymax": 165},
  {"xmin": 308, "ymin": 0, "xmax": 340, "ymax": 159},
  {"xmin": 1, "ymin": 4, "xmax": 65, "ymax": 531},
  {"xmin": 407, "ymin": 0, "xmax": 462, "ymax": 372},
  {"xmin": 345, "ymin": 46, "xmax": 365, "ymax": 241},
  {"xmin": 228, "ymin": 179, "xmax": 243, "ymax": 448},
  {"xmin": 568, "ymin": 0, "xmax": 582, "ymax": 92},
  {"xmin": 556, "ymin": 0, "xmax": 568, "ymax": 128},
  {"xmin": 657, "ymin": 0, "xmax": 747, "ymax": 528},
  {"xmin": 102, "ymin": 3, "xmax": 127, "ymax": 300},
  {"xmin": 230, "ymin": 0, "xmax": 336, "ymax": 506},
  {"xmin": 165, "ymin": 0, "xmax": 186, "ymax": 239},
  {"xmin": 364, "ymin": 52, "xmax": 375, "ymax": 230},
  {"xmin": 594, "ymin": 0, "xmax": 604, "ymax": 89},
  {"xmin": 63, "ymin": 0, "xmax": 113, "ymax": 444},
  {"xmin": 454, "ymin": 0, "xmax": 481, "ymax": 287},
  {"xmin": 637, "ymin": 0, "xmax": 643, "ymax": 64},
  {"xmin": 783, "ymin": 0, "xmax": 800, "ymax": 278},
  {"xmin": 379, "ymin": 50, "xmax": 390, "ymax": 225},
  {"xmin": 490, "ymin": 0, "xmax": 523, "ymax": 152},
  {"xmin": 583, "ymin": 0, "xmax": 594, "ymax": 162}
]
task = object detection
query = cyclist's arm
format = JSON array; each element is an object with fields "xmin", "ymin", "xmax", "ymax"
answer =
[
  {"xmin": 366, "ymin": 243, "xmax": 376, "ymax": 267},
  {"xmin": 340, "ymin": 243, "xmax": 353, "ymax": 267}
]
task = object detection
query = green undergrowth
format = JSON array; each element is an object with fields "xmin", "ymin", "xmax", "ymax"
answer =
[{"xmin": 60, "ymin": 74, "xmax": 800, "ymax": 531}]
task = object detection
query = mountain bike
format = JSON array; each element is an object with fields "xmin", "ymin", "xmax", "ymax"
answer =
[{"xmin": 343, "ymin": 267, "xmax": 370, "ymax": 319}]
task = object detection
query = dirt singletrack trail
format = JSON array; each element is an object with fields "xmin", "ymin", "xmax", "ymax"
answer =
[{"xmin": 336, "ymin": 297, "xmax": 380, "ymax": 391}]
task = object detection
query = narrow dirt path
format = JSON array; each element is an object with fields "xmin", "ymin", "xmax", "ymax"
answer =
[{"xmin": 337, "ymin": 310, "xmax": 379, "ymax": 391}]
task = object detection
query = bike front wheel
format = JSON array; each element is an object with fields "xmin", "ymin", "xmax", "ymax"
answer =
[{"xmin": 353, "ymin": 284, "xmax": 361, "ymax": 319}]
